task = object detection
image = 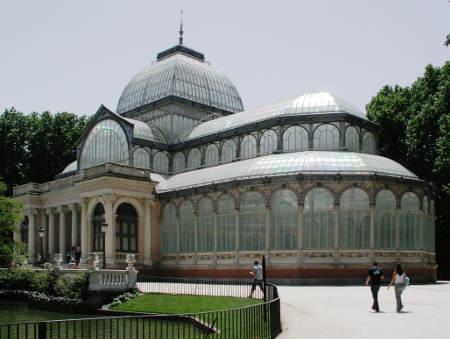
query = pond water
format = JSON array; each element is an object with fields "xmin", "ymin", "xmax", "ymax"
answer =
[{"xmin": 0, "ymin": 301, "xmax": 101, "ymax": 324}]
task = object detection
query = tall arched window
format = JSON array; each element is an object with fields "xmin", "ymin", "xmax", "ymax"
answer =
[
  {"xmin": 198, "ymin": 199, "xmax": 214, "ymax": 252},
  {"xmin": 429, "ymin": 200, "xmax": 435, "ymax": 251},
  {"xmin": 362, "ymin": 132, "xmax": 376, "ymax": 154},
  {"xmin": 374, "ymin": 190, "xmax": 396, "ymax": 249},
  {"xmin": 345, "ymin": 126, "xmax": 360, "ymax": 151},
  {"xmin": 217, "ymin": 195, "xmax": 236, "ymax": 252},
  {"xmin": 116, "ymin": 203, "xmax": 138, "ymax": 253},
  {"xmin": 187, "ymin": 148, "xmax": 202, "ymax": 169},
  {"xmin": 302, "ymin": 188, "xmax": 335, "ymax": 249},
  {"xmin": 221, "ymin": 139, "xmax": 237, "ymax": 163},
  {"xmin": 339, "ymin": 188, "xmax": 370, "ymax": 249},
  {"xmin": 313, "ymin": 124, "xmax": 339, "ymax": 150},
  {"xmin": 400, "ymin": 192, "xmax": 420, "ymax": 249},
  {"xmin": 162, "ymin": 204, "xmax": 177, "ymax": 254},
  {"xmin": 204, "ymin": 144, "xmax": 219, "ymax": 167},
  {"xmin": 172, "ymin": 152, "xmax": 185, "ymax": 173},
  {"xmin": 133, "ymin": 147, "xmax": 150, "ymax": 168},
  {"xmin": 80, "ymin": 119, "xmax": 129, "ymax": 169},
  {"xmin": 240, "ymin": 192, "xmax": 266, "ymax": 251},
  {"xmin": 92, "ymin": 203, "xmax": 105, "ymax": 252},
  {"xmin": 153, "ymin": 152, "xmax": 169, "ymax": 174},
  {"xmin": 282, "ymin": 126, "xmax": 308, "ymax": 152},
  {"xmin": 422, "ymin": 197, "xmax": 429, "ymax": 251},
  {"xmin": 270, "ymin": 190, "xmax": 298, "ymax": 250},
  {"xmin": 179, "ymin": 201, "xmax": 195, "ymax": 253},
  {"xmin": 260, "ymin": 130, "xmax": 278, "ymax": 155},
  {"xmin": 240, "ymin": 134, "xmax": 257, "ymax": 159}
]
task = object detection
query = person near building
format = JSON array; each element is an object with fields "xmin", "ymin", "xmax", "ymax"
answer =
[
  {"xmin": 365, "ymin": 261, "xmax": 384, "ymax": 312},
  {"xmin": 248, "ymin": 260, "xmax": 263, "ymax": 298},
  {"xmin": 388, "ymin": 263, "xmax": 406, "ymax": 312}
]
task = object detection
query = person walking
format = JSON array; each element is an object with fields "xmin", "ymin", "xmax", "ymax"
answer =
[
  {"xmin": 365, "ymin": 261, "xmax": 384, "ymax": 312},
  {"xmin": 388, "ymin": 263, "xmax": 406, "ymax": 312},
  {"xmin": 248, "ymin": 260, "xmax": 263, "ymax": 298}
]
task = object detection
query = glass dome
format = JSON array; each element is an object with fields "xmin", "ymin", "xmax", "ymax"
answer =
[
  {"xmin": 155, "ymin": 151, "xmax": 418, "ymax": 193},
  {"xmin": 117, "ymin": 47, "xmax": 244, "ymax": 114},
  {"xmin": 177, "ymin": 92, "xmax": 367, "ymax": 142}
]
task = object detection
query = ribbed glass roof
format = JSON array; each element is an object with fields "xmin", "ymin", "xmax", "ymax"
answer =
[
  {"xmin": 117, "ymin": 51, "xmax": 244, "ymax": 114},
  {"xmin": 155, "ymin": 151, "xmax": 418, "ymax": 193},
  {"xmin": 123, "ymin": 118, "xmax": 167, "ymax": 143},
  {"xmin": 177, "ymin": 92, "xmax": 367, "ymax": 142}
]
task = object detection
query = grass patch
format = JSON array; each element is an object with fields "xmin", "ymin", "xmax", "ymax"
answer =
[{"xmin": 110, "ymin": 293, "xmax": 263, "ymax": 314}]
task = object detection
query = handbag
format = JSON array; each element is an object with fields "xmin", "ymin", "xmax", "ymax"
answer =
[{"xmin": 403, "ymin": 275, "xmax": 410, "ymax": 287}]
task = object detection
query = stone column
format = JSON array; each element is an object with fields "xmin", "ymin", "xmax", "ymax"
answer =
[
  {"xmin": 58, "ymin": 206, "xmax": 68, "ymax": 261},
  {"xmin": 80, "ymin": 198, "xmax": 89, "ymax": 264},
  {"xmin": 102, "ymin": 193, "xmax": 117, "ymax": 266},
  {"xmin": 26, "ymin": 208, "xmax": 37, "ymax": 260},
  {"xmin": 13, "ymin": 222, "xmax": 21, "ymax": 257},
  {"xmin": 266, "ymin": 207, "xmax": 270, "ymax": 258},
  {"xmin": 370, "ymin": 206, "xmax": 375, "ymax": 261},
  {"xmin": 235, "ymin": 209, "xmax": 240, "ymax": 264},
  {"xmin": 144, "ymin": 197, "xmax": 154, "ymax": 265},
  {"xmin": 47, "ymin": 208, "xmax": 57, "ymax": 259},
  {"xmin": 396, "ymin": 206, "xmax": 401, "ymax": 261},
  {"xmin": 213, "ymin": 211, "xmax": 218, "ymax": 264},
  {"xmin": 334, "ymin": 205, "xmax": 340, "ymax": 263},
  {"xmin": 298, "ymin": 205, "xmax": 303, "ymax": 264},
  {"xmin": 69, "ymin": 203, "xmax": 80, "ymax": 247},
  {"xmin": 41, "ymin": 209, "xmax": 48, "ymax": 259}
]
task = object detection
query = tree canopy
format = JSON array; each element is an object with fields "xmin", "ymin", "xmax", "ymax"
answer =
[
  {"xmin": 0, "ymin": 109, "xmax": 91, "ymax": 195},
  {"xmin": 366, "ymin": 61, "xmax": 450, "ymax": 279}
]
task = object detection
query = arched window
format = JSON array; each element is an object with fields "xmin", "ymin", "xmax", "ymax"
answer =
[
  {"xmin": 400, "ymin": 192, "xmax": 420, "ymax": 249},
  {"xmin": 217, "ymin": 195, "xmax": 236, "ymax": 252},
  {"xmin": 240, "ymin": 192, "xmax": 266, "ymax": 251},
  {"xmin": 187, "ymin": 148, "xmax": 202, "ymax": 169},
  {"xmin": 204, "ymin": 144, "xmax": 219, "ymax": 167},
  {"xmin": 80, "ymin": 119, "xmax": 129, "ymax": 169},
  {"xmin": 179, "ymin": 201, "xmax": 195, "ymax": 253},
  {"xmin": 270, "ymin": 190, "xmax": 298, "ymax": 250},
  {"xmin": 162, "ymin": 204, "xmax": 177, "ymax": 254},
  {"xmin": 198, "ymin": 199, "xmax": 214, "ymax": 252},
  {"xmin": 313, "ymin": 124, "xmax": 339, "ymax": 150},
  {"xmin": 339, "ymin": 189, "xmax": 370, "ymax": 249},
  {"xmin": 240, "ymin": 134, "xmax": 257, "ymax": 159},
  {"xmin": 302, "ymin": 188, "xmax": 335, "ymax": 249},
  {"xmin": 374, "ymin": 190, "xmax": 396, "ymax": 249},
  {"xmin": 429, "ymin": 200, "xmax": 435, "ymax": 251},
  {"xmin": 116, "ymin": 203, "xmax": 138, "ymax": 253},
  {"xmin": 133, "ymin": 147, "xmax": 150, "ymax": 168},
  {"xmin": 153, "ymin": 152, "xmax": 169, "ymax": 174},
  {"xmin": 422, "ymin": 197, "xmax": 430, "ymax": 251},
  {"xmin": 282, "ymin": 126, "xmax": 308, "ymax": 152},
  {"xmin": 260, "ymin": 130, "xmax": 278, "ymax": 155},
  {"xmin": 345, "ymin": 126, "xmax": 360, "ymax": 151},
  {"xmin": 362, "ymin": 132, "xmax": 376, "ymax": 154},
  {"xmin": 172, "ymin": 152, "xmax": 185, "ymax": 173},
  {"xmin": 221, "ymin": 139, "xmax": 237, "ymax": 163},
  {"xmin": 92, "ymin": 203, "xmax": 105, "ymax": 252}
]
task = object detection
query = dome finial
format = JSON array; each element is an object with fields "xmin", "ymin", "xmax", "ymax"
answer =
[{"xmin": 179, "ymin": 10, "xmax": 184, "ymax": 45}]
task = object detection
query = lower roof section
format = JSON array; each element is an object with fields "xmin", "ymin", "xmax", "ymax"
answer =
[{"xmin": 154, "ymin": 151, "xmax": 419, "ymax": 193}]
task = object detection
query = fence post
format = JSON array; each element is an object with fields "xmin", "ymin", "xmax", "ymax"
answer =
[{"xmin": 38, "ymin": 322, "xmax": 46, "ymax": 339}]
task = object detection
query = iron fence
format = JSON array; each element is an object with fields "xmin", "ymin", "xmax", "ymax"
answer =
[{"xmin": 0, "ymin": 277, "xmax": 281, "ymax": 338}]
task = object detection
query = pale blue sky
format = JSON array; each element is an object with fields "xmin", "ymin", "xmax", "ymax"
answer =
[{"xmin": 1, "ymin": 0, "xmax": 448, "ymax": 116}]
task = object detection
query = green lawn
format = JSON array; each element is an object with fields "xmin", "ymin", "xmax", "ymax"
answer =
[{"xmin": 110, "ymin": 293, "xmax": 263, "ymax": 314}]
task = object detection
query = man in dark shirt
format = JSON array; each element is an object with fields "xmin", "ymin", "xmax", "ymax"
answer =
[{"xmin": 365, "ymin": 261, "xmax": 384, "ymax": 312}]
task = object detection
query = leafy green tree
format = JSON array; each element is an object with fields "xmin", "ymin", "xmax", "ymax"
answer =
[
  {"xmin": 367, "ymin": 61, "xmax": 450, "ymax": 279},
  {"xmin": 0, "ymin": 181, "xmax": 24, "ymax": 267}
]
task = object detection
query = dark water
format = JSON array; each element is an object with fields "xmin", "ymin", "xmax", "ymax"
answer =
[{"xmin": 0, "ymin": 301, "xmax": 100, "ymax": 324}]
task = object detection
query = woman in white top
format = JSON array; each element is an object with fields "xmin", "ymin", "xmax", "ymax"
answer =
[{"xmin": 388, "ymin": 263, "xmax": 406, "ymax": 312}]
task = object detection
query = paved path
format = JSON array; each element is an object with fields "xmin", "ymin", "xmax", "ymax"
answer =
[{"xmin": 277, "ymin": 281, "xmax": 450, "ymax": 338}]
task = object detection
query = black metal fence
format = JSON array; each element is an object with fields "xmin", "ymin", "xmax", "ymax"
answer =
[{"xmin": 0, "ymin": 277, "xmax": 281, "ymax": 338}]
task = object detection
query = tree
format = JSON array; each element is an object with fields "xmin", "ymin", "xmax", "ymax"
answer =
[
  {"xmin": 366, "ymin": 61, "xmax": 450, "ymax": 279},
  {"xmin": 0, "ymin": 181, "xmax": 24, "ymax": 267},
  {"xmin": 0, "ymin": 109, "xmax": 91, "ymax": 195}
]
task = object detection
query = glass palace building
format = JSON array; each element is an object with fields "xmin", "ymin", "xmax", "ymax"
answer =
[{"xmin": 13, "ymin": 41, "xmax": 436, "ymax": 283}]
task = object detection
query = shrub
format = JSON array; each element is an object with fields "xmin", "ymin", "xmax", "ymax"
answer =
[{"xmin": 53, "ymin": 272, "xmax": 89, "ymax": 300}]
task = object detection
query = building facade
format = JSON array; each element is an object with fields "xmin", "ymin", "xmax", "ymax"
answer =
[{"xmin": 13, "ymin": 42, "xmax": 436, "ymax": 283}]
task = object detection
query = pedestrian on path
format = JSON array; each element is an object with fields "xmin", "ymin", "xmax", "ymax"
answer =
[
  {"xmin": 248, "ymin": 260, "xmax": 263, "ymax": 298},
  {"xmin": 388, "ymin": 263, "xmax": 406, "ymax": 312},
  {"xmin": 365, "ymin": 261, "xmax": 384, "ymax": 312}
]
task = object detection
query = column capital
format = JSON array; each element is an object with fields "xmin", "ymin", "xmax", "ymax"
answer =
[
  {"xmin": 57, "ymin": 205, "xmax": 69, "ymax": 213},
  {"xmin": 79, "ymin": 197, "xmax": 89, "ymax": 207},
  {"xmin": 144, "ymin": 197, "xmax": 155, "ymax": 207},
  {"xmin": 46, "ymin": 207, "xmax": 57, "ymax": 215},
  {"xmin": 69, "ymin": 203, "xmax": 81, "ymax": 212},
  {"xmin": 25, "ymin": 208, "xmax": 38, "ymax": 216},
  {"xmin": 101, "ymin": 193, "xmax": 117, "ymax": 205}
]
